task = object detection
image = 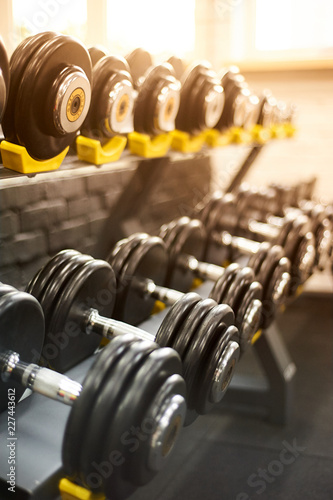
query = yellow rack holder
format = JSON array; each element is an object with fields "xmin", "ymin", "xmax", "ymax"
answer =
[
  {"xmin": 76, "ymin": 135, "xmax": 127, "ymax": 165},
  {"xmin": 0, "ymin": 141, "xmax": 69, "ymax": 174},
  {"xmin": 251, "ymin": 125, "xmax": 272, "ymax": 145},
  {"xmin": 127, "ymin": 131, "xmax": 171, "ymax": 158},
  {"xmin": 59, "ymin": 478, "xmax": 105, "ymax": 500},
  {"xmin": 170, "ymin": 130, "xmax": 206, "ymax": 153},
  {"xmin": 205, "ymin": 129, "xmax": 232, "ymax": 148}
]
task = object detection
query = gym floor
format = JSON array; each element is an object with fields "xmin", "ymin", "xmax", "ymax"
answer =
[{"xmin": 132, "ymin": 290, "xmax": 333, "ymax": 500}]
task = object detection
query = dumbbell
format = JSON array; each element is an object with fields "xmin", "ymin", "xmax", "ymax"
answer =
[
  {"xmin": 168, "ymin": 57, "xmax": 225, "ymax": 135},
  {"xmin": 199, "ymin": 192, "xmax": 316, "ymax": 295},
  {"xmin": 214, "ymin": 66, "xmax": 259, "ymax": 132},
  {"xmin": 0, "ymin": 37, "xmax": 9, "ymax": 125},
  {"xmin": 236, "ymin": 184, "xmax": 332, "ymax": 271},
  {"xmin": 157, "ymin": 217, "xmax": 285, "ymax": 331},
  {"xmin": 126, "ymin": 48, "xmax": 181, "ymax": 135},
  {"xmin": 0, "ymin": 283, "xmax": 187, "ymax": 498},
  {"xmin": 27, "ymin": 249, "xmax": 240, "ymax": 424},
  {"xmin": 108, "ymin": 232, "xmax": 258, "ymax": 353},
  {"xmin": 2, "ymin": 32, "xmax": 92, "ymax": 160},
  {"xmin": 257, "ymin": 90, "xmax": 296, "ymax": 129},
  {"xmin": 269, "ymin": 178, "xmax": 317, "ymax": 213},
  {"xmin": 80, "ymin": 47, "xmax": 135, "ymax": 140}
]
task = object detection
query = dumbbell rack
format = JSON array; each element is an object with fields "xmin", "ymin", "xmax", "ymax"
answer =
[{"xmin": 0, "ymin": 140, "xmax": 298, "ymax": 500}]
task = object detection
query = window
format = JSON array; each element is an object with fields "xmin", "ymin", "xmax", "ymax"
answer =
[
  {"xmin": 12, "ymin": 0, "xmax": 87, "ymax": 45},
  {"xmin": 256, "ymin": 0, "xmax": 333, "ymax": 52},
  {"xmin": 106, "ymin": 0, "xmax": 196, "ymax": 60}
]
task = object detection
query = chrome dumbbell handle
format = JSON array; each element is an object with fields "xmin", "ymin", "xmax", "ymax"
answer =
[
  {"xmin": 85, "ymin": 308, "xmax": 155, "ymax": 343},
  {"xmin": 246, "ymin": 219, "xmax": 280, "ymax": 240},
  {"xmin": 0, "ymin": 350, "xmax": 81, "ymax": 405},
  {"xmin": 217, "ymin": 231, "xmax": 262, "ymax": 256}
]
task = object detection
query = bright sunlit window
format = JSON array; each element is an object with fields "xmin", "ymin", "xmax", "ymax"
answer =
[
  {"xmin": 256, "ymin": 0, "xmax": 333, "ymax": 52},
  {"xmin": 106, "ymin": 0, "xmax": 195, "ymax": 59},
  {"xmin": 12, "ymin": 0, "xmax": 87, "ymax": 44}
]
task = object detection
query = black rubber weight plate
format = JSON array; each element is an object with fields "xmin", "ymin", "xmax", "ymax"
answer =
[
  {"xmin": 209, "ymin": 263, "xmax": 240, "ymax": 304},
  {"xmin": 155, "ymin": 293, "xmax": 202, "ymax": 348},
  {"xmin": 62, "ymin": 334, "xmax": 137, "ymax": 478},
  {"xmin": 0, "ymin": 288, "xmax": 44, "ymax": 413},
  {"xmin": 117, "ymin": 237, "xmax": 168, "ymax": 325},
  {"xmin": 79, "ymin": 338, "xmax": 158, "ymax": 492},
  {"xmin": 102, "ymin": 347, "xmax": 182, "ymax": 499},
  {"xmin": 183, "ymin": 303, "xmax": 235, "ymax": 416},
  {"xmin": 26, "ymin": 249, "xmax": 80, "ymax": 300},
  {"xmin": 47, "ymin": 259, "xmax": 116, "ymax": 372},
  {"xmin": 0, "ymin": 37, "xmax": 10, "ymax": 122},
  {"xmin": 15, "ymin": 34, "xmax": 92, "ymax": 160},
  {"xmin": 39, "ymin": 253, "xmax": 92, "ymax": 333},
  {"xmin": 2, "ymin": 31, "xmax": 55, "ymax": 142}
]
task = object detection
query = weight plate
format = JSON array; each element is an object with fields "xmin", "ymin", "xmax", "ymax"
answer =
[
  {"xmin": 15, "ymin": 34, "xmax": 92, "ymax": 160},
  {"xmin": 176, "ymin": 62, "xmax": 206, "ymax": 132},
  {"xmin": 109, "ymin": 235, "xmax": 150, "ymax": 319},
  {"xmin": 134, "ymin": 373, "xmax": 185, "ymax": 484},
  {"xmin": 134, "ymin": 63, "xmax": 180, "ymax": 135},
  {"xmin": 79, "ymin": 338, "xmax": 157, "ymax": 492},
  {"xmin": 62, "ymin": 334, "xmax": 136, "ymax": 478},
  {"xmin": 275, "ymin": 215, "xmax": 298, "ymax": 248},
  {"xmin": 26, "ymin": 249, "xmax": 80, "ymax": 299},
  {"xmin": 109, "ymin": 233, "xmax": 148, "ymax": 281},
  {"xmin": 182, "ymin": 303, "xmax": 235, "ymax": 417},
  {"xmin": 88, "ymin": 46, "xmax": 108, "ymax": 67},
  {"xmin": 102, "ymin": 347, "xmax": 183, "ymax": 498},
  {"xmin": 2, "ymin": 31, "xmax": 55, "ymax": 142},
  {"xmin": 236, "ymin": 280, "xmax": 263, "ymax": 348},
  {"xmin": 0, "ymin": 37, "xmax": 10, "ymax": 124},
  {"xmin": 262, "ymin": 256, "xmax": 290, "ymax": 326},
  {"xmin": 161, "ymin": 217, "xmax": 206, "ymax": 292},
  {"xmin": 167, "ymin": 56, "xmax": 185, "ymax": 80},
  {"xmin": 172, "ymin": 298, "xmax": 217, "ymax": 363},
  {"xmin": 209, "ymin": 263, "xmax": 240, "ymax": 304},
  {"xmin": 290, "ymin": 231, "xmax": 316, "ymax": 290},
  {"xmin": 126, "ymin": 48, "xmax": 153, "ymax": 87},
  {"xmin": 0, "ymin": 288, "xmax": 44, "ymax": 412},
  {"xmin": 82, "ymin": 55, "xmax": 134, "ymax": 138},
  {"xmin": 39, "ymin": 253, "xmax": 92, "ymax": 333},
  {"xmin": 223, "ymin": 266, "xmax": 256, "ymax": 310},
  {"xmin": 196, "ymin": 324, "xmax": 239, "ymax": 414},
  {"xmin": 49, "ymin": 258, "xmax": 116, "ymax": 372},
  {"xmin": 247, "ymin": 241, "xmax": 271, "ymax": 276},
  {"xmin": 255, "ymin": 245, "xmax": 288, "ymax": 301},
  {"xmin": 114, "ymin": 236, "xmax": 168, "ymax": 325},
  {"xmin": 155, "ymin": 293, "xmax": 202, "ymax": 348}
]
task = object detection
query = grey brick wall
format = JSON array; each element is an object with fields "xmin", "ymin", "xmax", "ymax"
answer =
[{"xmin": 0, "ymin": 153, "xmax": 212, "ymax": 290}]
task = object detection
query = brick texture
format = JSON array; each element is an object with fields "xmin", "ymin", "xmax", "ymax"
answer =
[{"xmin": 0, "ymin": 155, "xmax": 212, "ymax": 289}]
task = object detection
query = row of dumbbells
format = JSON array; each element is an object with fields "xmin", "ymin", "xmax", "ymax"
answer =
[
  {"xmin": 0, "ymin": 32, "xmax": 293, "ymax": 161},
  {"xmin": 1, "ymin": 181, "xmax": 330, "ymax": 498}
]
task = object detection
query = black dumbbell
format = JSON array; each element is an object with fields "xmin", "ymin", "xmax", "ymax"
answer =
[
  {"xmin": 268, "ymin": 178, "xmax": 317, "ymax": 213},
  {"xmin": 2, "ymin": 32, "xmax": 92, "ymax": 160},
  {"xmin": 199, "ymin": 192, "xmax": 316, "ymax": 295},
  {"xmin": 126, "ymin": 48, "xmax": 181, "ymax": 135},
  {"xmin": 27, "ymin": 249, "xmax": 239, "ymax": 424},
  {"xmin": 0, "ymin": 283, "xmax": 186, "ymax": 498},
  {"xmin": 0, "ymin": 37, "xmax": 9, "ymax": 125},
  {"xmin": 80, "ymin": 48, "xmax": 135, "ymax": 140},
  {"xmin": 108, "ymin": 232, "xmax": 255, "ymax": 354},
  {"xmin": 168, "ymin": 57, "xmax": 225, "ymax": 135},
  {"xmin": 157, "ymin": 217, "xmax": 283, "ymax": 332},
  {"xmin": 256, "ymin": 90, "xmax": 295, "ymax": 129},
  {"xmin": 236, "ymin": 184, "xmax": 332, "ymax": 271},
  {"xmin": 214, "ymin": 66, "xmax": 259, "ymax": 132}
]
